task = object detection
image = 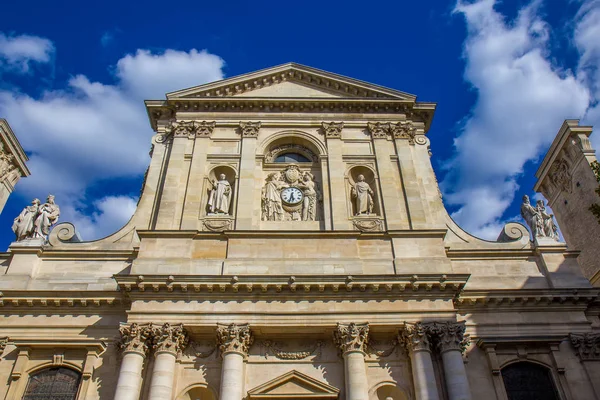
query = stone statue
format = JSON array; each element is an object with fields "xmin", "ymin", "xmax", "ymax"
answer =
[
  {"xmin": 33, "ymin": 195, "xmax": 60, "ymax": 239},
  {"xmin": 12, "ymin": 198, "xmax": 41, "ymax": 241},
  {"xmin": 536, "ymin": 199, "xmax": 559, "ymax": 240},
  {"xmin": 262, "ymin": 172, "xmax": 288, "ymax": 221},
  {"xmin": 520, "ymin": 195, "xmax": 558, "ymax": 241},
  {"xmin": 298, "ymin": 172, "xmax": 320, "ymax": 221},
  {"xmin": 351, "ymin": 174, "xmax": 374, "ymax": 215},
  {"xmin": 208, "ymin": 173, "xmax": 231, "ymax": 214}
]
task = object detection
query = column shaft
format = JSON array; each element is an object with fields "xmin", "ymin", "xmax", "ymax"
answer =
[
  {"xmin": 114, "ymin": 351, "xmax": 145, "ymax": 400},
  {"xmin": 148, "ymin": 351, "xmax": 177, "ymax": 400},
  {"xmin": 343, "ymin": 351, "xmax": 369, "ymax": 400},
  {"xmin": 219, "ymin": 352, "xmax": 245, "ymax": 400},
  {"xmin": 441, "ymin": 349, "xmax": 471, "ymax": 400},
  {"xmin": 411, "ymin": 349, "xmax": 440, "ymax": 400}
]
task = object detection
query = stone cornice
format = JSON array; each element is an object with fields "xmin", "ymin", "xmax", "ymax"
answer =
[
  {"xmin": 146, "ymin": 99, "xmax": 435, "ymax": 132},
  {"xmin": 454, "ymin": 288, "xmax": 600, "ymax": 310},
  {"xmin": 0, "ymin": 291, "xmax": 128, "ymax": 309},
  {"xmin": 114, "ymin": 274, "xmax": 469, "ymax": 298}
]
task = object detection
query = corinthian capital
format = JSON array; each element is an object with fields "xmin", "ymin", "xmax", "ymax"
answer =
[
  {"xmin": 399, "ymin": 322, "xmax": 431, "ymax": 353},
  {"xmin": 152, "ymin": 323, "xmax": 189, "ymax": 356},
  {"xmin": 333, "ymin": 322, "xmax": 369, "ymax": 354},
  {"xmin": 570, "ymin": 332, "xmax": 600, "ymax": 361},
  {"xmin": 239, "ymin": 121, "xmax": 261, "ymax": 137},
  {"xmin": 367, "ymin": 122, "xmax": 390, "ymax": 139},
  {"xmin": 322, "ymin": 122, "xmax": 344, "ymax": 138},
  {"xmin": 216, "ymin": 323, "xmax": 253, "ymax": 356},
  {"xmin": 428, "ymin": 321, "xmax": 470, "ymax": 354},
  {"xmin": 118, "ymin": 323, "xmax": 153, "ymax": 356}
]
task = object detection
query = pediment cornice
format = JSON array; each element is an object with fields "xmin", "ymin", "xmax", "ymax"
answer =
[
  {"xmin": 247, "ymin": 369, "xmax": 339, "ymax": 398},
  {"xmin": 166, "ymin": 63, "xmax": 415, "ymax": 101}
]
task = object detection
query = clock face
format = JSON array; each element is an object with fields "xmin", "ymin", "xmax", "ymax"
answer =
[{"xmin": 281, "ymin": 187, "xmax": 303, "ymax": 205}]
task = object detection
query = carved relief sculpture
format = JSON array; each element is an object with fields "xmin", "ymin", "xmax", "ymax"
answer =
[
  {"xmin": 334, "ymin": 322, "xmax": 370, "ymax": 354},
  {"xmin": 262, "ymin": 166, "xmax": 322, "ymax": 221},
  {"xmin": 0, "ymin": 148, "xmax": 16, "ymax": 181},
  {"xmin": 520, "ymin": 195, "xmax": 559, "ymax": 241},
  {"xmin": 208, "ymin": 174, "xmax": 232, "ymax": 214},
  {"xmin": 216, "ymin": 323, "xmax": 253, "ymax": 356},
  {"xmin": 152, "ymin": 323, "xmax": 189, "ymax": 355},
  {"xmin": 351, "ymin": 175, "xmax": 374, "ymax": 215},
  {"xmin": 118, "ymin": 323, "xmax": 153, "ymax": 355},
  {"xmin": 550, "ymin": 158, "xmax": 572, "ymax": 193},
  {"xmin": 262, "ymin": 172, "xmax": 288, "ymax": 221}
]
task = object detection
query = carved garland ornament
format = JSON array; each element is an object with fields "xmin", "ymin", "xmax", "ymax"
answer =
[
  {"xmin": 352, "ymin": 218, "xmax": 383, "ymax": 232},
  {"xmin": 203, "ymin": 218, "xmax": 233, "ymax": 232},
  {"xmin": 322, "ymin": 122, "xmax": 344, "ymax": 138},
  {"xmin": 260, "ymin": 340, "xmax": 324, "ymax": 360},
  {"xmin": 216, "ymin": 323, "xmax": 253, "ymax": 356},
  {"xmin": 570, "ymin": 333, "xmax": 600, "ymax": 361},
  {"xmin": 333, "ymin": 322, "xmax": 370, "ymax": 354}
]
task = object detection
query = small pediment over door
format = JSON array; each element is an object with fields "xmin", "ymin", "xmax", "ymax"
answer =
[{"xmin": 247, "ymin": 370, "xmax": 340, "ymax": 399}]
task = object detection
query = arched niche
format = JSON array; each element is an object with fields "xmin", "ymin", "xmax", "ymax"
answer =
[
  {"xmin": 374, "ymin": 384, "xmax": 410, "ymax": 400},
  {"xmin": 204, "ymin": 165, "xmax": 237, "ymax": 216},
  {"xmin": 500, "ymin": 361, "xmax": 560, "ymax": 400},
  {"xmin": 176, "ymin": 384, "xmax": 217, "ymax": 400},
  {"xmin": 259, "ymin": 131, "xmax": 325, "ymax": 223},
  {"xmin": 346, "ymin": 165, "xmax": 382, "ymax": 217}
]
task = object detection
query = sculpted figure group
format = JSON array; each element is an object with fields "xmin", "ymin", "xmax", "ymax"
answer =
[
  {"xmin": 520, "ymin": 195, "xmax": 559, "ymax": 241},
  {"xmin": 261, "ymin": 169, "xmax": 322, "ymax": 221},
  {"xmin": 12, "ymin": 195, "xmax": 60, "ymax": 242}
]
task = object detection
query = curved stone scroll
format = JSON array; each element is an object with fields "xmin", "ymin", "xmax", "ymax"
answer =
[
  {"xmin": 48, "ymin": 222, "xmax": 82, "ymax": 246},
  {"xmin": 496, "ymin": 222, "xmax": 530, "ymax": 244}
]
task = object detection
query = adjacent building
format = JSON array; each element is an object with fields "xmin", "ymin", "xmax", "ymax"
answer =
[{"xmin": 0, "ymin": 64, "xmax": 599, "ymax": 400}]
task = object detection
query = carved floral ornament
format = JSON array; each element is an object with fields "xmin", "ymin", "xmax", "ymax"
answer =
[
  {"xmin": 216, "ymin": 323, "xmax": 254, "ymax": 356},
  {"xmin": 152, "ymin": 322, "xmax": 189, "ymax": 355},
  {"xmin": 118, "ymin": 323, "xmax": 153, "ymax": 355},
  {"xmin": 157, "ymin": 120, "xmax": 216, "ymax": 142},
  {"xmin": 322, "ymin": 122, "xmax": 344, "ymax": 138},
  {"xmin": 399, "ymin": 321, "xmax": 470, "ymax": 354},
  {"xmin": 239, "ymin": 121, "xmax": 261, "ymax": 137},
  {"xmin": 366, "ymin": 121, "xmax": 424, "ymax": 144},
  {"xmin": 334, "ymin": 322, "xmax": 370, "ymax": 354},
  {"xmin": 570, "ymin": 333, "xmax": 600, "ymax": 361},
  {"xmin": 118, "ymin": 322, "xmax": 189, "ymax": 356}
]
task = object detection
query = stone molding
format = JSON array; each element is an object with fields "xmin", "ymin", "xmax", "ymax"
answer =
[
  {"xmin": 239, "ymin": 121, "xmax": 261, "ymax": 137},
  {"xmin": 216, "ymin": 323, "xmax": 253, "ymax": 356},
  {"xmin": 453, "ymin": 288, "xmax": 600, "ymax": 310},
  {"xmin": 399, "ymin": 322, "xmax": 432, "ymax": 353},
  {"xmin": 428, "ymin": 321, "xmax": 470, "ymax": 354},
  {"xmin": 265, "ymin": 143, "xmax": 318, "ymax": 163},
  {"xmin": 118, "ymin": 323, "xmax": 153, "ymax": 356},
  {"xmin": 152, "ymin": 322, "xmax": 189, "ymax": 356},
  {"xmin": 570, "ymin": 333, "xmax": 600, "ymax": 361},
  {"xmin": 321, "ymin": 122, "xmax": 344, "ymax": 138},
  {"xmin": 202, "ymin": 217, "xmax": 234, "ymax": 232},
  {"xmin": 352, "ymin": 217, "xmax": 384, "ymax": 232},
  {"xmin": 334, "ymin": 322, "xmax": 370, "ymax": 354}
]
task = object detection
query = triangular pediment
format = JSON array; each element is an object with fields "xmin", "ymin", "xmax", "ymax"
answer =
[
  {"xmin": 247, "ymin": 370, "xmax": 339, "ymax": 399},
  {"xmin": 167, "ymin": 62, "xmax": 415, "ymax": 101}
]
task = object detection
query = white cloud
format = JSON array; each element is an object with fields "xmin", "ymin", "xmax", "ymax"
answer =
[
  {"xmin": 444, "ymin": 0, "xmax": 592, "ymax": 239},
  {"xmin": 0, "ymin": 33, "xmax": 54, "ymax": 72},
  {"xmin": 100, "ymin": 31, "xmax": 114, "ymax": 47},
  {"xmin": 0, "ymin": 36, "xmax": 225, "ymax": 240}
]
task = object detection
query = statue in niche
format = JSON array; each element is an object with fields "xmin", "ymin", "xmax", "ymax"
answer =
[
  {"xmin": 12, "ymin": 195, "xmax": 60, "ymax": 241},
  {"xmin": 12, "ymin": 198, "xmax": 41, "ymax": 241},
  {"xmin": 298, "ymin": 172, "xmax": 321, "ymax": 221},
  {"xmin": 520, "ymin": 195, "xmax": 558, "ymax": 241},
  {"xmin": 208, "ymin": 173, "xmax": 231, "ymax": 215},
  {"xmin": 351, "ymin": 174, "xmax": 374, "ymax": 215},
  {"xmin": 262, "ymin": 172, "xmax": 288, "ymax": 221}
]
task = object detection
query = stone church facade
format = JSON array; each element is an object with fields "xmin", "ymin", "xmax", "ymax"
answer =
[{"xmin": 0, "ymin": 63, "xmax": 599, "ymax": 400}]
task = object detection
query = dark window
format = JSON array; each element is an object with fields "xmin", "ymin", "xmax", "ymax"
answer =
[
  {"xmin": 502, "ymin": 362, "xmax": 560, "ymax": 400},
  {"xmin": 275, "ymin": 153, "xmax": 310, "ymax": 163},
  {"xmin": 23, "ymin": 367, "xmax": 81, "ymax": 400}
]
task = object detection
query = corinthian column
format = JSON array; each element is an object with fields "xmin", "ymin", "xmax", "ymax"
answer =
[
  {"xmin": 148, "ymin": 323, "xmax": 189, "ymax": 400},
  {"xmin": 217, "ymin": 323, "xmax": 253, "ymax": 400},
  {"xmin": 400, "ymin": 323, "xmax": 440, "ymax": 400},
  {"xmin": 429, "ymin": 322, "xmax": 471, "ymax": 400},
  {"xmin": 114, "ymin": 323, "xmax": 152, "ymax": 400},
  {"xmin": 334, "ymin": 322, "xmax": 370, "ymax": 400}
]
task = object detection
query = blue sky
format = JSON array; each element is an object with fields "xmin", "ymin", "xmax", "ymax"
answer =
[{"xmin": 0, "ymin": 0, "xmax": 599, "ymax": 249}]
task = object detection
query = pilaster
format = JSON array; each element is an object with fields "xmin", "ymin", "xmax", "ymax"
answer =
[
  {"xmin": 236, "ymin": 122, "xmax": 260, "ymax": 229},
  {"xmin": 323, "ymin": 122, "xmax": 351, "ymax": 230}
]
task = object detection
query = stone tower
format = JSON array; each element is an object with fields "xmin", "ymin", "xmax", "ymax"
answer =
[{"xmin": 534, "ymin": 120, "xmax": 600, "ymax": 285}]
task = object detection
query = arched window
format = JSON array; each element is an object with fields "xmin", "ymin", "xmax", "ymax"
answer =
[
  {"xmin": 275, "ymin": 152, "xmax": 310, "ymax": 163},
  {"xmin": 23, "ymin": 367, "xmax": 81, "ymax": 400},
  {"xmin": 501, "ymin": 362, "xmax": 560, "ymax": 400}
]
